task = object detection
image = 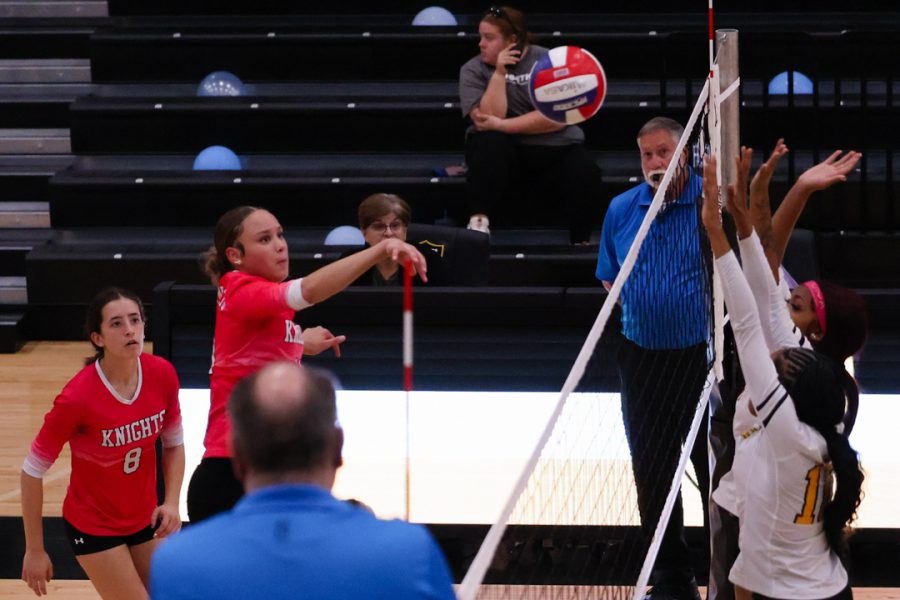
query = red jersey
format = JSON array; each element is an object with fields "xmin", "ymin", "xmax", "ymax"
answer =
[
  {"xmin": 24, "ymin": 353, "xmax": 183, "ymax": 536},
  {"xmin": 205, "ymin": 271, "xmax": 306, "ymax": 458}
]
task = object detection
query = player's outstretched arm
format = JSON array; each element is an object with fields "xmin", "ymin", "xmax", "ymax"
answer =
[
  {"xmin": 702, "ymin": 156, "xmax": 732, "ymax": 259},
  {"xmin": 300, "ymin": 239, "xmax": 428, "ymax": 305},
  {"xmin": 766, "ymin": 147, "xmax": 861, "ymax": 276},
  {"xmin": 749, "ymin": 139, "xmax": 788, "ymax": 277},
  {"xmin": 725, "ymin": 146, "xmax": 754, "ymax": 240},
  {"xmin": 21, "ymin": 472, "xmax": 53, "ymax": 596}
]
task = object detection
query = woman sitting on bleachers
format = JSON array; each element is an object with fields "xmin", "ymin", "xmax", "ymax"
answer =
[
  {"xmin": 459, "ymin": 5, "xmax": 600, "ymax": 243},
  {"xmin": 356, "ymin": 193, "xmax": 412, "ymax": 286}
]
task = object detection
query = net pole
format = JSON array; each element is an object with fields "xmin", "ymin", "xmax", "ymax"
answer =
[
  {"xmin": 403, "ymin": 260, "xmax": 413, "ymax": 522},
  {"xmin": 456, "ymin": 79, "xmax": 711, "ymax": 600},
  {"xmin": 716, "ymin": 29, "xmax": 741, "ymax": 203}
]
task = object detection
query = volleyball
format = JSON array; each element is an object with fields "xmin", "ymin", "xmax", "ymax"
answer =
[{"xmin": 528, "ymin": 46, "xmax": 606, "ymax": 124}]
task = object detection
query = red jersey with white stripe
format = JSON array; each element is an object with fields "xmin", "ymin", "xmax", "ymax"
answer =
[
  {"xmin": 24, "ymin": 353, "xmax": 183, "ymax": 536},
  {"xmin": 205, "ymin": 271, "xmax": 305, "ymax": 458}
]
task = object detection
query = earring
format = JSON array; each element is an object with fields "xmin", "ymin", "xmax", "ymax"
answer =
[
  {"xmin": 234, "ymin": 260, "xmax": 242, "ymax": 266},
  {"xmin": 810, "ymin": 331, "xmax": 822, "ymax": 342}
]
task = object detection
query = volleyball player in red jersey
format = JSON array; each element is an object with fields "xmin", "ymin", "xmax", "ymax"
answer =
[
  {"xmin": 186, "ymin": 206, "xmax": 427, "ymax": 522},
  {"xmin": 21, "ymin": 288, "xmax": 185, "ymax": 599}
]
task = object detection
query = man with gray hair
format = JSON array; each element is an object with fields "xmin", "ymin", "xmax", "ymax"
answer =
[
  {"xmin": 150, "ymin": 362, "xmax": 456, "ymax": 600},
  {"xmin": 595, "ymin": 116, "xmax": 710, "ymax": 600}
]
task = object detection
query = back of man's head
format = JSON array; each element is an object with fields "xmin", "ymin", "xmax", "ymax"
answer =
[{"xmin": 229, "ymin": 362, "xmax": 339, "ymax": 479}]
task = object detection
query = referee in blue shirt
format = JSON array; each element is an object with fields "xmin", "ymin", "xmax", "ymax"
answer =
[{"xmin": 596, "ymin": 117, "xmax": 711, "ymax": 600}]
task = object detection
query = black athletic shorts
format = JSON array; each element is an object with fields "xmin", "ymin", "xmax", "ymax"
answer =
[
  {"xmin": 64, "ymin": 519, "xmax": 155, "ymax": 556},
  {"xmin": 186, "ymin": 456, "xmax": 244, "ymax": 524}
]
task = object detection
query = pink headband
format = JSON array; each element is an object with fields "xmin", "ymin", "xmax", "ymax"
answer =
[{"xmin": 803, "ymin": 280, "xmax": 827, "ymax": 337}]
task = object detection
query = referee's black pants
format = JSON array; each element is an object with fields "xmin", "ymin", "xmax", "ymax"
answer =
[{"xmin": 617, "ymin": 338, "xmax": 710, "ymax": 591}]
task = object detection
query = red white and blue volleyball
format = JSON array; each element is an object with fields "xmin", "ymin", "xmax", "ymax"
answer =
[{"xmin": 528, "ymin": 46, "xmax": 607, "ymax": 124}]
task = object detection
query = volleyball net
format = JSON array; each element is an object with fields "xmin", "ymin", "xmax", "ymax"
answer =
[{"xmin": 456, "ymin": 39, "xmax": 739, "ymax": 600}]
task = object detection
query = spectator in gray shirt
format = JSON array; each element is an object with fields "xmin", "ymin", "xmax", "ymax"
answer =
[{"xmin": 459, "ymin": 5, "xmax": 601, "ymax": 243}]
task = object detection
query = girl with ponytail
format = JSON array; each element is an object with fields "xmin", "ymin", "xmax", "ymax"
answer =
[{"xmin": 188, "ymin": 206, "xmax": 428, "ymax": 523}]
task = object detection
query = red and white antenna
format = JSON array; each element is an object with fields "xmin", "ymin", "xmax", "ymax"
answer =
[
  {"xmin": 708, "ymin": 0, "xmax": 715, "ymax": 75},
  {"xmin": 403, "ymin": 260, "xmax": 414, "ymax": 521}
]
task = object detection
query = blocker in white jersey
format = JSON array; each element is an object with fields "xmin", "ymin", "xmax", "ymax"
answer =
[{"xmin": 703, "ymin": 157, "xmax": 862, "ymax": 600}]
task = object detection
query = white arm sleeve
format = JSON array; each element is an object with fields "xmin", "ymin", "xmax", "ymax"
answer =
[
  {"xmin": 22, "ymin": 451, "xmax": 53, "ymax": 479},
  {"xmin": 161, "ymin": 423, "xmax": 184, "ymax": 448},
  {"xmin": 719, "ymin": 250, "xmax": 811, "ymax": 458},
  {"xmin": 717, "ymin": 251, "xmax": 784, "ymax": 409},
  {"xmin": 737, "ymin": 231, "xmax": 800, "ymax": 351},
  {"xmin": 286, "ymin": 278, "xmax": 313, "ymax": 311}
]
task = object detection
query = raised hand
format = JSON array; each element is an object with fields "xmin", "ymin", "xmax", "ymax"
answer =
[
  {"xmin": 725, "ymin": 146, "xmax": 754, "ymax": 239},
  {"xmin": 702, "ymin": 156, "xmax": 731, "ymax": 258},
  {"xmin": 749, "ymin": 138, "xmax": 789, "ymax": 245},
  {"xmin": 495, "ymin": 41, "xmax": 522, "ymax": 73},
  {"xmin": 796, "ymin": 149, "xmax": 862, "ymax": 193},
  {"xmin": 702, "ymin": 156, "xmax": 722, "ymax": 232}
]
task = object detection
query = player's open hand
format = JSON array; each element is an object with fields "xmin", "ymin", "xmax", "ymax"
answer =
[
  {"xmin": 151, "ymin": 502, "xmax": 182, "ymax": 539},
  {"xmin": 22, "ymin": 549, "xmax": 53, "ymax": 596},
  {"xmin": 725, "ymin": 146, "xmax": 753, "ymax": 239},
  {"xmin": 749, "ymin": 138, "xmax": 788, "ymax": 236},
  {"xmin": 702, "ymin": 156, "xmax": 723, "ymax": 233},
  {"xmin": 380, "ymin": 239, "xmax": 429, "ymax": 283},
  {"xmin": 797, "ymin": 149, "xmax": 861, "ymax": 193},
  {"xmin": 302, "ymin": 326, "xmax": 346, "ymax": 357}
]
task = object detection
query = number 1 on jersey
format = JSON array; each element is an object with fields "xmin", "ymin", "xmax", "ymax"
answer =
[{"xmin": 794, "ymin": 464, "xmax": 826, "ymax": 525}]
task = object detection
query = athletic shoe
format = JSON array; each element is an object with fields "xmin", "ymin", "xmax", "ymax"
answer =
[
  {"xmin": 642, "ymin": 580, "xmax": 703, "ymax": 600},
  {"xmin": 467, "ymin": 215, "xmax": 490, "ymax": 235}
]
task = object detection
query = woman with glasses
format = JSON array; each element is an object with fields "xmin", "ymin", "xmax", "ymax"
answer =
[
  {"xmin": 186, "ymin": 205, "xmax": 428, "ymax": 523},
  {"xmin": 459, "ymin": 5, "xmax": 600, "ymax": 243},
  {"xmin": 356, "ymin": 193, "xmax": 411, "ymax": 286}
]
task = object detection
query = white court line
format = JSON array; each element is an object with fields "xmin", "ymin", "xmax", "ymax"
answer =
[{"xmin": 0, "ymin": 466, "xmax": 72, "ymax": 503}]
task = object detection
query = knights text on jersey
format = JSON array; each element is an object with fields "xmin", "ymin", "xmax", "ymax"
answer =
[
  {"xmin": 26, "ymin": 353, "xmax": 182, "ymax": 535},
  {"xmin": 204, "ymin": 271, "xmax": 305, "ymax": 458}
]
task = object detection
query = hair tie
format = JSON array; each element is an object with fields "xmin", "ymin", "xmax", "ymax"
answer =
[{"xmin": 803, "ymin": 280, "xmax": 828, "ymax": 338}]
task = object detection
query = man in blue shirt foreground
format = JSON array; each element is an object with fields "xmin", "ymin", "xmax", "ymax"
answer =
[
  {"xmin": 596, "ymin": 117, "xmax": 711, "ymax": 600},
  {"xmin": 150, "ymin": 362, "xmax": 456, "ymax": 600}
]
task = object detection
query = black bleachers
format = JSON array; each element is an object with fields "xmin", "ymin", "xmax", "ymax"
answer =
[
  {"xmin": 1, "ymin": 6, "xmax": 897, "ymax": 376},
  {"xmin": 152, "ymin": 281, "xmax": 621, "ymax": 391},
  {"xmin": 104, "ymin": 1, "xmax": 900, "ymax": 22},
  {"xmin": 48, "ymin": 155, "xmax": 469, "ymax": 227}
]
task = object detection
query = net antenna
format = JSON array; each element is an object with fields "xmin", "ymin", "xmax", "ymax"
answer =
[{"xmin": 457, "ymin": 26, "xmax": 740, "ymax": 600}]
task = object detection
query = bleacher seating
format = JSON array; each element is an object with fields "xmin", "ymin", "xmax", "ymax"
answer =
[{"xmin": 0, "ymin": 2, "xmax": 894, "ymax": 400}]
